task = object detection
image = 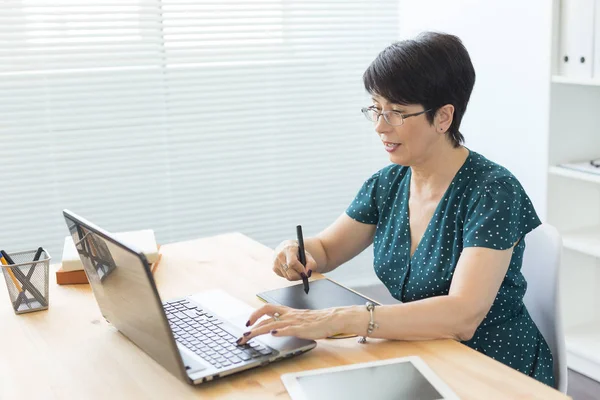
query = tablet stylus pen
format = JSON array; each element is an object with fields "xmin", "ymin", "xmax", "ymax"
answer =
[{"xmin": 297, "ymin": 225, "xmax": 309, "ymax": 294}]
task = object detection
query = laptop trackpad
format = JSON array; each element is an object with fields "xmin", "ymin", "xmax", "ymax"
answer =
[{"xmin": 188, "ymin": 289, "xmax": 263, "ymax": 330}]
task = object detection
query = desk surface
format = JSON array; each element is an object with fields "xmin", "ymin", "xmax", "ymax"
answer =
[{"xmin": 0, "ymin": 233, "xmax": 570, "ymax": 400}]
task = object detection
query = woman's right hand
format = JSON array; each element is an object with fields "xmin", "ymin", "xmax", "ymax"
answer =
[{"xmin": 272, "ymin": 240, "xmax": 318, "ymax": 281}]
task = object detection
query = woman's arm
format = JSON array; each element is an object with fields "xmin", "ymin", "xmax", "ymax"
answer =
[
  {"xmin": 240, "ymin": 245, "xmax": 513, "ymax": 344},
  {"xmin": 291, "ymin": 213, "xmax": 376, "ymax": 274},
  {"xmin": 341, "ymin": 246, "xmax": 514, "ymax": 341}
]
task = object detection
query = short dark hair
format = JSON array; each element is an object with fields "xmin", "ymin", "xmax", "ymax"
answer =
[{"xmin": 363, "ymin": 32, "xmax": 476, "ymax": 147}]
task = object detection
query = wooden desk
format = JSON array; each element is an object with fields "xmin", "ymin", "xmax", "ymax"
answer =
[{"xmin": 0, "ymin": 233, "xmax": 570, "ymax": 400}]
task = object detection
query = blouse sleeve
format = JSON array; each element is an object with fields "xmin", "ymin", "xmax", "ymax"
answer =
[
  {"xmin": 345, "ymin": 171, "xmax": 381, "ymax": 225},
  {"xmin": 463, "ymin": 178, "xmax": 541, "ymax": 250}
]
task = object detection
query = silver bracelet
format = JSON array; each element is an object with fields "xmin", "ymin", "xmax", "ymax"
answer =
[{"xmin": 358, "ymin": 301, "xmax": 378, "ymax": 344}]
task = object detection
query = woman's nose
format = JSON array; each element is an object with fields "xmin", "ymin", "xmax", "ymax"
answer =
[{"xmin": 374, "ymin": 114, "xmax": 392, "ymax": 134}]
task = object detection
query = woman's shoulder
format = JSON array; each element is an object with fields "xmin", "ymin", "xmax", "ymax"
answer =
[
  {"xmin": 465, "ymin": 150, "xmax": 526, "ymax": 195},
  {"xmin": 347, "ymin": 164, "xmax": 410, "ymax": 224},
  {"xmin": 363, "ymin": 163, "xmax": 410, "ymax": 185},
  {"xmin": 461, "ymin": 151, "xmax": 541, "ymax": 248}
]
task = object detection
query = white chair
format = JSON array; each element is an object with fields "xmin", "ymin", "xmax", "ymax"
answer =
[{"xmin": 521, "ymin": 223, "xmax": 568, "ymax": 393}]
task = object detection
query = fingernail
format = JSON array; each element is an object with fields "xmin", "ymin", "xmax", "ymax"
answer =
[
  {"xmin": 300, "ymin": 272, "xmax": 307, "ymax": 279},
  {"xmin": 245, "ymin": 320, "xmax": 251, "ymax": 327},
  {"xmin": 307, "ymin": 270, "xmax": 312, "ymax": 278},
  {"xmin": 236, "ymin": 338, "xmax": 243, "ymax": 345},
  {"xmin": 271, "ymin": 330, "xmax": 278, "ymax": 335},
  {"xmin": 243, "ymin": 331, "xmax": 251, "ymax": 337}
]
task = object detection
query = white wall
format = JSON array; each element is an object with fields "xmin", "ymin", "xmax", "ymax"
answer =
[{"xmin": 397, "ymin": 0, "xmax": 553, "ymax": 218}]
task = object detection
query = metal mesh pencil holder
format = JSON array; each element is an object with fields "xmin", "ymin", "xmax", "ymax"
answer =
[{"xmin": 1, "ymin": 248, "xmax": 51, "ymax": 314}]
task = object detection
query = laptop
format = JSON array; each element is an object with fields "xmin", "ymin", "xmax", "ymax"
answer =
[{"xmin": 62, "ymin": 210, "xmax": 316, "ymax": 384}]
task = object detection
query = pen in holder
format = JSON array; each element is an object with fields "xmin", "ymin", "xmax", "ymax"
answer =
[{"xmin": 1, "ymin": 248, "xmax": 51, "ymax": 314}]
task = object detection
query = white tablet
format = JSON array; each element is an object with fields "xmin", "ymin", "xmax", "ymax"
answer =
[{"xmin": 281, "ymin": 356, "xmax": 460, "ymax": 400}]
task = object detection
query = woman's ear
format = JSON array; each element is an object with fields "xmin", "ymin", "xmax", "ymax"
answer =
[{"xmin": 436, "ymin": 104, "xmax": 455, "ymax": 133}]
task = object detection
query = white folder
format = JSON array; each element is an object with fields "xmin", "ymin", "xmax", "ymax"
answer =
[
  {"xmin": 559, "ymin": 0, "xmax": 595, "ymax": 78},
  {"xmin": 595, "ymin": 0, "xmax": 600, "ymax": 78}
]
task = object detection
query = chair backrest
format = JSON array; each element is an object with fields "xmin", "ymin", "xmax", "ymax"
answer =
[{"xmin": 521, "ymin": 223, "xmax": 568, "ymax": 393}]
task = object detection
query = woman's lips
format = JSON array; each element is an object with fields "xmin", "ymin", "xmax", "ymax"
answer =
[{"xmin": 383, "ymin": 141, "xmax": 400, "ymax": 153}]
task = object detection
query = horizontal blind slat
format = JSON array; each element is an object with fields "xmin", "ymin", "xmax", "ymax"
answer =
[
  {"xmin": 0, "ymin": 63, "xmax": 365, "ymax": 86},
  {"xmin": 0, "ymin": 51, "xmax": 389, "ymax": 72},
  {"xmin": 0, "ymin": 77, "xmax": 365, "ymax": 109},
  {"xmin": 1, "ymin": 101, "xmax": 367, "ymax": 129},
  {"xmin": 0, "ymin": 39, "xmax": 392, "ymax": 61}
]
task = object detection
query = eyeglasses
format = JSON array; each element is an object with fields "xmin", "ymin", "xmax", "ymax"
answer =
[{"xmin": 360, "ymin": 106, "xmax": 431, "ymax": 127}]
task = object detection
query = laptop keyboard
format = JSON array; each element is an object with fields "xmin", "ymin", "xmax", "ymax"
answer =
[{"xmin": 164, "ymin": 299, "xmax": 274, "ymax": 369}]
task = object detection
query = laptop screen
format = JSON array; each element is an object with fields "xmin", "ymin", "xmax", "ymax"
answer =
[{"xmin": 63, "ymin": 210, "xmax": 185, "ymax": 381}]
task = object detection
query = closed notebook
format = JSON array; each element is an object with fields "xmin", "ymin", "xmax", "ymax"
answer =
[
  {"xmin": 61, "ymin": 229, "xmax": 159, "ymax": 272},
  {"xmin": 257, "ymin": 279, "xmax": 380, "ymax": 311}
]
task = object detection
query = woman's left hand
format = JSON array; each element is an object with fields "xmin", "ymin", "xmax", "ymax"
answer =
[{"xmin": 236, "ymin": 303, "xmax": 347, "ymax": 345}]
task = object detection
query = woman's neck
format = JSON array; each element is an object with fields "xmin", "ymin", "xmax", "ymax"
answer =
[{"xmin": 410, "ymin": 144, "xmax": 469, "ymax": 198}]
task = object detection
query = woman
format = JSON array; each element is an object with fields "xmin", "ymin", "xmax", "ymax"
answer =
[{"xmin": 237, "ymin": 32, "xmax": 555, "ymax": 387}]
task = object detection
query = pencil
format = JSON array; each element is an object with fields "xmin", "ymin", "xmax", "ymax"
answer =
[{"xmin": 0, "ymin": 255, "xmax": 23, "ymax": 293}]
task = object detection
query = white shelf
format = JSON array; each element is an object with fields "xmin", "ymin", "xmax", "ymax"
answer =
[
  {"xmin": 566, "ymin": 322, "xmax": 600, "ymax": 382},
  {"xmin": 562, "ymin": 226, "xmax": 600, "ymax": 258},
  {"xmin": 552, "ymin": 75, "xmax": 600, "ymax": 86},
  {"xmin": 549, "ymin": 165, "xmax": 600, "ymax": 185}
]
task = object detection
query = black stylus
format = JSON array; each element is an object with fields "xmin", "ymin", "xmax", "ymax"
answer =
[{"xmin": 297, "ymin": 225, "xmax": 309, "ymax": 294}]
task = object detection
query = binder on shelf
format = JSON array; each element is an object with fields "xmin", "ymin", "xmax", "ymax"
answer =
[
  {"xmin": 559, "ymin": 0, "xmax": 595, "ymax": 79},
  {"xmin": 595, "ymin": 0, "xmax": 600, "ymax": 79}
]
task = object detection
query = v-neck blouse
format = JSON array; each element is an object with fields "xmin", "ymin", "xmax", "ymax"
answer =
[{"xmin": 345, "ymin": 150, "xmax": 555, "ymax": 387}]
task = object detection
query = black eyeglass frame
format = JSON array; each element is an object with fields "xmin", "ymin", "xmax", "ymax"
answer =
[{"xmin": 361, "ymin": 106, "xmax": 432, "ymax": 127}]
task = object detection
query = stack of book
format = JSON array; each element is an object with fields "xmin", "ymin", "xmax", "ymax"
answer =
[{"xmin": 56, "ymin": 229, "xmax": 161, "ymax": 285}]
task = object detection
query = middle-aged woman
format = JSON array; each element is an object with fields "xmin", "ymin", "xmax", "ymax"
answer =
[{"xmin": 236, "ymin": 32, "xmax": 555, "ymax": 387}]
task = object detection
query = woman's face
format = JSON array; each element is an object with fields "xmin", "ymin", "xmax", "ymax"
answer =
[{"xmin": 371, "ymin": 94, "xmax": 444, "ymax": 166}]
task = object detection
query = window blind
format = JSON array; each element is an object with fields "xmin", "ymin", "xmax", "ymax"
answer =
[{"xmin": 0, "ymin": 0, "xmax": 395, "ymax": 284}]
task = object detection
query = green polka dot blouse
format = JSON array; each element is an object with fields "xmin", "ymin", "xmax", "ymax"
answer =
[{"xmin": 346, "ymin": 149, "xmax": 555, "ymax": 388}]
